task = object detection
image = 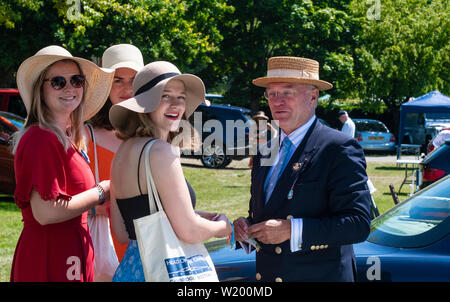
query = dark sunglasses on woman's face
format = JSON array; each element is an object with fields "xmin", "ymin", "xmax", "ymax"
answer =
[{"xmin": 44, "ymin": 75, "xmax": 85, "ymax": 90}]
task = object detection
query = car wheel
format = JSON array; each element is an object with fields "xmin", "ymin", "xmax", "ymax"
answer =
[{"xmin": 201, "ymin": 144, "xmax": 231, "ymax": 169}]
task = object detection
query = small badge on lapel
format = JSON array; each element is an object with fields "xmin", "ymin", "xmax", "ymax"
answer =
[
  {"xmin": 287, "ymin": 189, "xmax": 294, "ymax": 200},
  {"xmin": 292, "ymin": 162, "xmax": 302, "ymax": 172}
]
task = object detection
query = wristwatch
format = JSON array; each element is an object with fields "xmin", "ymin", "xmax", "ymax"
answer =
[{"xmin": 95, "ymin": 184, "xmax": 106, "ymax": 205}]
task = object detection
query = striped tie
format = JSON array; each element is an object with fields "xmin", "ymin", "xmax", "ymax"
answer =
[{"xmin": 264, "ymin": 138, "xmax": 293, "ymax": 204}]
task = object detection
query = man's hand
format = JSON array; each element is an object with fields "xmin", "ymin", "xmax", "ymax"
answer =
[
  {"xmin": 233, "ymin": 217, "xmax": 250, "ymax": 242},
  {"xmin": 248, "ymin": 219, "xmax": 291, "ymax": 245}
]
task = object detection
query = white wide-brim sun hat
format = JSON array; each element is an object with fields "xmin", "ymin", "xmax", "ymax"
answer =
[
  {"xmin": 109, "ymin": 61, "xmax": 207, "ymax": 135},
  {"xmin": 16, "ymin": 45, "xmax": 115, "ymax": 121},
  {"xmin": 102, "ymin": 44, "xmax": 144, "ymax": 72}
]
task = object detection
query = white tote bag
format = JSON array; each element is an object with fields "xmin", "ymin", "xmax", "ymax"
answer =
[
  {"xmin": 86, "ymin": 123, "xmax": 119, "ymax": 282},
  {"xmin": 134, "ymin": 140, "xmax": 219, "ymax": 282}
]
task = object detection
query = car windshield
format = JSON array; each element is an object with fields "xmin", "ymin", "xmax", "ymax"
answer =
[
  {"xmin": 368, "ymin": 176, "xmax": 450, "ymax": 248},
  {"xmin": 355, "ymin": 120, "xmax": 388, "ymax": 132}
]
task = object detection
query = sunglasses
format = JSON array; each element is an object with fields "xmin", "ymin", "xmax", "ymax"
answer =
[{"xmin": 44, "ymin": 75, "xmax": 85, "ymax": 90}]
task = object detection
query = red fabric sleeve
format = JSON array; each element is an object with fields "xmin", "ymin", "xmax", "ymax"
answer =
[{"xmin": 14, "ymin": 126, "xmax": 72, "ymax": 209}]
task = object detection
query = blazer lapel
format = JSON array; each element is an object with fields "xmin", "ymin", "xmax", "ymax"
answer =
[{"xmin": 263, "ymin": 118, "xmax": 321, "ymax": 216}]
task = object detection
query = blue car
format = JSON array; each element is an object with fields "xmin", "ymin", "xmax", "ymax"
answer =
[
  {"xmin": 354, "ymin": 118, "xmax": 396, "ymax": 152},
  {"xmin": 207, "ymin": 175, "xmax": 450, "ymax": 282}
]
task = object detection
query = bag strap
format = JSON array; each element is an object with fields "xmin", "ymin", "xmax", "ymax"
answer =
[
  {"xmin": 86, "ymin": 123, "xmax": 100, "ymax": 183},
  {"xmin": 86, "ymin": 123, "xmax": 99, "ymax": 217},
  {"xmin": 137, "ymin": 139, "xmax": 154, "ymax": 195},
  {"xmin": 143, "ymin": 139, "xmax": 164, "ymax": 215}
]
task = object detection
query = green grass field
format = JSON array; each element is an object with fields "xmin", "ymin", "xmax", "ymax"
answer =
[{"xmin": 0, "ymin": 158, "xmax": 414, "ymax": 281}]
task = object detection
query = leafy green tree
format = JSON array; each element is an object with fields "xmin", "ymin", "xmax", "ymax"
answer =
[
  {"xmin": 0, "ymin": 0, "xmax": 231, "ymax": 87},
  {"xmin": 203, "ymin": 0, "xmax": 358, "ymax": 112},
  {"xmin": 350, "ymin": 0, "xmax": 449, "ymax": 112}
]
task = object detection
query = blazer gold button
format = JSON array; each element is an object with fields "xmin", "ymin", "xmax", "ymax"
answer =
[
  {"xmin": 286, "ymin": 215, "xmax": 293, "ymax": 220},
  {"xmin": 316, "ymin": 245, "xmax": 320, "ymax": 250},
  {"xmin": 311, "ymin": 245, "xmax": 316, "ymax": 250},
  {"xmin": 324, "ymin": 245, "xmax": 328, "ymax": 249},
  {"xmin": 275, "ymin": 246, "xmax": 282, "ymax": 254},
  {"xmin": 319, "ymin": 245, "xmax": 325, "ymax": 249},
  {"xmin": 256, "ymin": 273, "xmax": 261, "ymax": 280},
  {"xmin": 275, "ymin": 277, "xmax": 283, "ymax": 282}
]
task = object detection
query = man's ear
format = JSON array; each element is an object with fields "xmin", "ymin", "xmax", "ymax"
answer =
[{"xmin": 311, "ymin": 88, "xmax": 319, "ymax": 103}]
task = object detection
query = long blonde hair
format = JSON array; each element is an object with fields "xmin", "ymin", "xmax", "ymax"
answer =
[{"xmin": 12, "ymin": 59, "xmax": 87, "ymax": 154}]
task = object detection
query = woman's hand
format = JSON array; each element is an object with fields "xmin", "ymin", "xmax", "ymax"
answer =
[{"xmin": 214, "ymin": 213, "xmax": 233, "ymax": 238}]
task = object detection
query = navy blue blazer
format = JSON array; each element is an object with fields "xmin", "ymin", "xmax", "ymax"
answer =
[{"xmin": 247, "ymin": 118, "xmax": 372, "ymax": 282}]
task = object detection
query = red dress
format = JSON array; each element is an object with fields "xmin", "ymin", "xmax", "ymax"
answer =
[{"xmin": 11, "ymin": 126, "xmax": 95, "ymax": 282}]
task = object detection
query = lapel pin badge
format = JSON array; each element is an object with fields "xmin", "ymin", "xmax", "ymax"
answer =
[{"xmin": 292, "ymin": 162, "xmax": 302, "ymax": 172}]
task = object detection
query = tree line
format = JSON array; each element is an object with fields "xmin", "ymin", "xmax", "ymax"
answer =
[{"xmin": 0, "ymin": 0, "xmax": 448, "ymax": 121}]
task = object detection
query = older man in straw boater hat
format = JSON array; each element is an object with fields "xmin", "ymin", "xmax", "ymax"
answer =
[{"xmin": 233, "ymin": 56, "xmax": 372, "ymax": 282}]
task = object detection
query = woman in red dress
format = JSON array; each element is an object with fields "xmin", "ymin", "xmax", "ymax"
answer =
[{"xmin": 10, "ymin": 45, "xmax": 114, "ymax": 282}]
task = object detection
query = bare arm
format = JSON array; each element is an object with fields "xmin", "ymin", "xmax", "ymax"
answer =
[
  {"xmin": 150, "ymin": 142, "xmax": 232, "ymax": 243},
  {"xmin": 30, "ymin": 180, "xmax": 110, "ymax": 225}
]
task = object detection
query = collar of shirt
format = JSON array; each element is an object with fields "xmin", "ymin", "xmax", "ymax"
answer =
[
  {"xmin": 269, "ymin": 115, "xmax": 316, "ymax": 170},
  {"xmin": 279, "ymin": 115, "xmax": 316, "ymax": 151}
]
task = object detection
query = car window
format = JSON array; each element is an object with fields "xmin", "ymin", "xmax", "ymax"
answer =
[
  {"xmin": 368, "ymin": 176, "xmax": 450, "ymax": 248},
  {"xmin": 355, "ymin": 120, "xmax": 388, "ymax": 132},
  {"xmin": 8, "ymin": 95, "xmax": 27, "ymax": 118}
]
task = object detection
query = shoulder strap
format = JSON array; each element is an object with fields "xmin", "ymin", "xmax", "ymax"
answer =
[
  {"xmin": 85, "ymin": 123, "xmax": 99, "ymax": 184},
  {"xmin": 85, "ymin": 123, "xmax": 99, "ymax": 217},
  {"xmin": 142, "ymin": 139, "xmax": 163, "ymax": 214},
  {"xmin": 137, "ymin": 139, "xmax": 155, "ymax": 195}
]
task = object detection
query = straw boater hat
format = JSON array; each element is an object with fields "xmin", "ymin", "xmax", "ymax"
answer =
[
  {"xmin": 102, "ymin": 44, "xmax": 144, "ymax": 71},
  {"xmin": 252, "ymin": 56, "xmax": 333, "ymax": 91},
  {"xmin": 109, "ymin": 61, "xmax": 206, "ymax": 134},
  {"xmin": 16, "ymin": 45, "xmax": 114, "ymax": 121},
  {"xmin": 252, "ymin": 111, "xmax": 269, "ymax": 120}
]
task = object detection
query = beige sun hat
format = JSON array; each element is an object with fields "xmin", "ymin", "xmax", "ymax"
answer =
[
  {"xmin": 252, "ymin": 56, "xmax": 333, "ymax": 91},
  {"xmin": 16, "ymin": 45, "xmax": 114, "ymax": 121},
  {"xmin": 102, "ymin": 44, "xmax": 144, "ymax": 71},
  {"xmin": 109, "ymin": 61, "xmax": 206, "ymax": 134}
]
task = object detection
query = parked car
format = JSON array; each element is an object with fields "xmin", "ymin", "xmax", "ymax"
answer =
[
  {"xmin": 0, "ymin": 111, "xmax": 25, "ymax": 194},
  {"xmin": 354, "ymin": 119, "xmax": 396, "ymax": 152},
  {"xmin": 183, "ymin": 96, "xmax": 253, "ymax": 169},
  {"xmin": 207, "ymin": 175, "xmax": 450, "ymax": 281},
  {"xmin": 419, "ymin": 139, "xmax": 450, "ymax": 189},
  {"xmin": 0, "ymin": 88, "xmax": 26, "ymax": 118},
  {"xmin": 403, "ymin": 112, "xmax": 450, "ymax": 151},
  {"xmin": 426, "ymin": 128, "xmax": 450, "ymax": 153},
  {"xmin": 354, "ymin": 175, "xmax": 450, "ymax": 282}
]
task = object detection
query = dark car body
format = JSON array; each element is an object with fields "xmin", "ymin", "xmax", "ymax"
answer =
[
  {"xmin": 207, "ymin": 175, "xmax": 450, "ymax": 282},
  {"xmin": 0, "ymin": 111, "xmax": 25, "ymax": 194},
  {"xmin": 184, "ymin": 98, "xmax": 253, "ymax": 168},
  {"xmin": 0, "ymin": 89, "xmax": 26, "ymax": 118},
  {"xmin": 419, "ymin": 140, "xmax": 450, "ymax": 189}
]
